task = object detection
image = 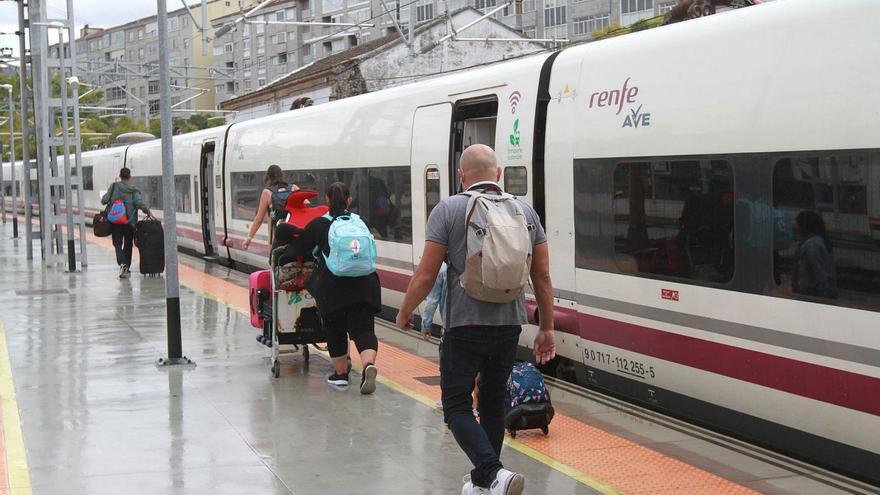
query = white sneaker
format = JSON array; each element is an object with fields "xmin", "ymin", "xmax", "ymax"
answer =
[
  {"xmin": 461, "ymin": 475, "xmax": 489, "ymax": 495},
  {"xmin": 121, "ymin": 265, "xmax": 130, "ymax": 279},
  {"xmin": 118, "ymin": 265, "xmax": 127, "ymax": 279},
  {"xmin": 489, "ymin": 469, "xmax": 525, "ymax": 495}
]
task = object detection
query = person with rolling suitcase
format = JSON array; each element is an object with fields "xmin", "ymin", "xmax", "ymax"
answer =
[
  {"xmin": 101, "ymin": 167, "xmax": 151, "ymax": 279},
  {"xmin": 135, "ymin": 216, "xmax": 165, "ymax": 276},
  {"xmin": 504, "ymin": 361, "xmax": 554, "ymax": 438}
]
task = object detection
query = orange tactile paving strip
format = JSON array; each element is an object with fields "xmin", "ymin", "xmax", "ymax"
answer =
[{"xmin": 83, "ymin": 230, "xmax": 758, "ymax": 495}]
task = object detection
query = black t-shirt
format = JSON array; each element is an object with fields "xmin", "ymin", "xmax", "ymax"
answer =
[{"xmin": 302, "ymin": 213, "xmax": 381, "ymax": 316}]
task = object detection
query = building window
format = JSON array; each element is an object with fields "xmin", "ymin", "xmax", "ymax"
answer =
[
  {"xmin": 213, "ymin": 45, "xmax": 225, "ymax": 56},
  {"xmin": 243, "ymin": 23, "xmax": 251, "ymax": 37},
  {"xmin": 244, "ymin": 66, "xmax": 252, "ymax": 77},
  {"xmin": 621, "ymin": 0, "xmax": 653, "ymax": 14},
  {"xmin": 285, "ymin": 7, "xmax": 295, "ymax": 20},
  {"xmin": 148, "ymin": 43, "xmax": 158, "ymax": 57},
  {"xmin": 128, "ymin": 49, "xmax": 135, "ymax": 60},
  {"xmin": 128, "ymin": 30, "xmax": 136, "ymax": 42},
  {"xmin": 276, "ymin": 52, "xmax": 288, "ymax": 64},
  {"xmin": 474, "ymin": 0, "xmax": 496, "ymax": 10},
  {"xmin": 107, "ymin": 86, "xmax": 127, "ymax": 100},
  {"xmin": 330, "ymin": 38, "xmax": 345, "ymax": 52},
  {"xmin": 244, "ymin": 79, "xmax": 252, "ymax": 91},
  {"xmin": 138, "ymin": 47, "xmax": 145, "ymax": 59},
  {"xmin": 523, "ymin": 26, "xmax": 536, "ymax": 38},
  {"xmin": 256, "ymin": 35, "xmax": 265, "ymax": 54},
  {"xmin": 324, "ymin": 0, "xmax": 344, "ymax": 12},
  {"xmin": 148, "ymin": 80, "xmax": 160, "ymax": 95},
  {"xmin": 183, "ymin": 38, "xmax": 190, "ymax": 49},
  {"xmin": 168, "ymin": 17, "xmax": 178, "ymax": 31},
  {"xmin": 417, "ymin": 0, "xmax": 433, "ymax": 22},
  {"xmin": 146, "ymin": 22, "xmax": 158, "ymax": 37},
  {"xmin": 111, "ymin": 30, "xmax": 124, "ymax": 45},
  {"xmin": 271, "ymin": 32, "xmax": 287, "ymax": 44},
  {"xmin": 226, "ymin": 81, "xmax": 235, "ymax": 93},
  {"xmin": 148, "ymin": 99, "xmax": 160, "ymax": 114},
  {"xmin": 275, "ymin": 9, "xmax": 286, "ymax": 21},
  {"xmin": 258, "ymin": 77, "xmax": 266, "ymax": 87},
  {"xmin": 573, "ymin": 14, "xmax": 610, "ymax": 36},
  {"xmin": 138, "ymin": 28, "xmax": 145, "ymax": 40},
  {"xmin": 181, "ymin": 15, "xmax": 189, "ymax": 28},
  {"xmin": 544, "ymin": 1, "xmax": 566, "ymax": 27},
  {"xmin": 224, "ymin": 42, "xmax": 234, "ymax": 53},
  {"xmin": 215, "ymin": 83, "xmax": 224, "ymax": 94},
  {"xmin": 255, "ymin": 16, "xmax": 265, "ymax": 34},
  {"xmin": 658, "ymin": 1, "xmax": 675, "ymax": 13}
]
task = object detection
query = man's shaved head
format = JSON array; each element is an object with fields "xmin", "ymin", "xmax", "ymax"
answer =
[{"xmin": 458, "ymin": 144, "xmax": 500, "ymax": 189}]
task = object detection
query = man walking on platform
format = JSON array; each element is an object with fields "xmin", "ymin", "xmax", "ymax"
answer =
[{"xmin": 396, "ymin": 144, "xmax": 556, "ymax": 495}]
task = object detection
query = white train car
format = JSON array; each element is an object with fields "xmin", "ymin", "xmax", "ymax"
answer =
[
  {"xmin": 542, "ymin": 0, "xmax": 880, "ymax": 483},
  {"xmin": 124, "ymin": 126, "xmax": 228, "ymax": 256},
  {"xmin": 12, "ymin": 0, "xmax": 877, "ymax": 484}
]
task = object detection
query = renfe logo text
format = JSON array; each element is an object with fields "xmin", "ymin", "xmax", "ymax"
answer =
[{"xmin": 589, "ymin": 77, "xmax": 639, "ymax": 115}]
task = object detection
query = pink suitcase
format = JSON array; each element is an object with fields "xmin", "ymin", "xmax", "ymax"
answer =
[{"xmin": 248, "ymin": 269, "xmax": 272, "ymax": 329}]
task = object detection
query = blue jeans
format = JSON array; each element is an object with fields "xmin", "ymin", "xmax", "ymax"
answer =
[{"xmin": 440, "ymin": 325, "xmax": 521, "ymax": 488}]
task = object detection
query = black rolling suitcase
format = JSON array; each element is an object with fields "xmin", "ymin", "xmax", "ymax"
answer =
[
  {"xmin": 135, "ymin": 217, "xmax": 165, "ymax": 276},
  {"xmin": 505, "ymin": 361, "xmax": 555, "ymax": 438}
]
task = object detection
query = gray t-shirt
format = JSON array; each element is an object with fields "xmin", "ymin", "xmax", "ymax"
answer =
[{"xmin": 425, "ymin": 185, "xmax": 546, "ymax": 329}]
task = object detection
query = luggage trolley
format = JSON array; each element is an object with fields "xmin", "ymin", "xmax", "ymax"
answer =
[
  {"xmin": 269, "ymin": 261, "xmax": 326, "ymax": 378},
  {"xmin": 266, "ymin": 190, "xmax": 330, "ymax": 378}
]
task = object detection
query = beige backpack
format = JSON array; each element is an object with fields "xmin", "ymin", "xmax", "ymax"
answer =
[{"xmin": 461, "ymin": 190, "xmax": 533, "ymax": 303}]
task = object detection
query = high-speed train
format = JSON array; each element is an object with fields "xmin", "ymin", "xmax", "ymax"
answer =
[{"xmin": 3, "ymin": 0, "xmax": 878, "ymax": 484}]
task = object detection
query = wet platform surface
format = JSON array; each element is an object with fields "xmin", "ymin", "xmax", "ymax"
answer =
[{"xmin": 0, "ymin": 223, "xmax": 875, "ymax": 495}]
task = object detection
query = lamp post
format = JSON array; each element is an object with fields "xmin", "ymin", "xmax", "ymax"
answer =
[{"xmin": 0, "ymin": 83, "xmax": 17, "ymax": 238}]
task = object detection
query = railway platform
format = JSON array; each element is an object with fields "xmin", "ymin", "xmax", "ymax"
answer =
[{"xmin": 0, "ymin": 223, "xmax": 875, "ymax": 495}]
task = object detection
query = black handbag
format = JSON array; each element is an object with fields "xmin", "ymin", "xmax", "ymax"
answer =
[{"xmin": 93, "ymin": 212, "xmax": 112, "ymax": 237}]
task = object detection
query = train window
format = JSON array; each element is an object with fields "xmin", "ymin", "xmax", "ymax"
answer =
[
  {"xmin": 504, "ymin": 166, "xmax": 528, "ymax": 196},
  {"xmin": 129, "ymin": 175, "xmax": 163, "ymax": 211},
  {"xmin": 231, "ymin": 171, "xmax": 261, "ymax": 221},
  {"xmin": 174, "ymin": 175, "xmax": 192, "ymax": 213},
  {"xmin": 425, "ymin": 167, "xmax": 441, "ymax": 222},
  {"xmin": 81, "ymin": 166, "xmax": 94, "ymax": 190},
  {"xmin": 235, "ymin": 167, "xmax": 413, "ymax": 243},
  {"xmin": 612, "ymin": 160, "xmax": 735, "ymax": 284},
  {"xmin": 772, "ymin": 153, "xmax": 880, "ymax": 311}
]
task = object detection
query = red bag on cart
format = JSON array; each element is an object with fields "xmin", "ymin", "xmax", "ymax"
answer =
[{"xmin": 248, "ymin": 269, "xmax": 272, "ymax": 329}]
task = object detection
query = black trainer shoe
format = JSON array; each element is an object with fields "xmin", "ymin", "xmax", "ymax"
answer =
[
  {"xmin": 360, "ymin": 364, "xmax": 377, "ymax": 395},
  {"xmin": 327, "ymin": 372, "xmax": 349, "ymax": 387}
]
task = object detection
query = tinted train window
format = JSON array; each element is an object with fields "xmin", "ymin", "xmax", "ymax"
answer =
[
  {"xmin": 425, "ymin": 168, "xmax": 441, "ymax": 222},
  {"xmin": 174, "ymin": 175, "xmax": 191, "ymax": 213},
  {"xmin": 773, "ymin": 153, "xmax": 880, "ymax": 311},
  {"xmin": 128, "ymin": 175, "xmax": 162, "ymax": 210},
  {"xmin": 613, "ymin": 160, "xmax": 734, "ymax": 283},
  {"xmin": 235, "ymin": 167, "xmax": 413, "ymax": 243},
  {"xmin": 81, "ymin": 166, "xmax": 94, "ymax": 190},
  {"xmin": 231, "ymin": 171, "xmax": 261, "ymax": 221},
  {"xmin": 504, "ymin": 166, "xmax": 528, "ymax": 196}
]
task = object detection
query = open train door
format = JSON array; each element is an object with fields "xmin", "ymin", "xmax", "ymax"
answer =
[
  {"xmin": 198, "ymin": 141, "xmax": 218, "ymax": 257},
  {"xmin": 410, "ymin": 104, "xmax": 452, "ymax": 266}
]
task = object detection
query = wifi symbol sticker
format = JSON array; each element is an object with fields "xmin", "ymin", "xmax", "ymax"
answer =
[{"xmin": 509, "ymin": 91, "xmax": 522, "ymax": 114}]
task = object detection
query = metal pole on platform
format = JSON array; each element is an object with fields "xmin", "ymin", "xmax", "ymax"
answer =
[
  {"xmin": 156, "ymin": 0, "xmax": 192, "ymax": 367},
  {"xmin": 19, "ymin": 0, "xmax": 34, "ymax": 258},
  {"xmin": 55, "ymin": 27, "xmax": 77, "ymax": 272},
  {"xmin": 6, "ymin": 85, "xmax": 17, "ymax": 239}
]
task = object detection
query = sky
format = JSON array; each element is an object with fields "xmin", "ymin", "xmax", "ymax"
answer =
[{"xmin": 0, "ymin": 0, "xmax": 209, "ymax": 59}]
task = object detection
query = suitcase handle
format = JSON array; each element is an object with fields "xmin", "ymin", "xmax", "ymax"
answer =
[{"xmin": 249, "ymin": 288, "xmax": 255, "ymax": 315}]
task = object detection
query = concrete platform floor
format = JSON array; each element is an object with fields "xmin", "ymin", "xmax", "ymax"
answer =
[{"xmin": 0, "ymin": 224, "xmax": 875, "ymax": 495}]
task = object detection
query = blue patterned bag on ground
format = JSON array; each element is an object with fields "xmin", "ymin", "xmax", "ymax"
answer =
[{"xmin": 506, "ymin": 361, "xmax": 550, "ymax": 409}]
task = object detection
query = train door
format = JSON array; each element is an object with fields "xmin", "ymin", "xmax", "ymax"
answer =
[
  {"xmin": 410, "ymin": 104, "xmax": 453, "ymax": 264},
  {"xmin": 450, "ymin": 97, "xmax": 499, "ymax": 194},
  {"xmin": 199, "ymin": 141, "xmax": 217, "ymax": 256}
]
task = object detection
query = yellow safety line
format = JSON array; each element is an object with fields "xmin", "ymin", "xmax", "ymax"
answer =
[
  {"xmin": 88, "ymin": 237, "xmax": 622, "ymax": 494},
  {"xmin": 0, "ymin": 322, "xmax": 32, "ymax": 495}
]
